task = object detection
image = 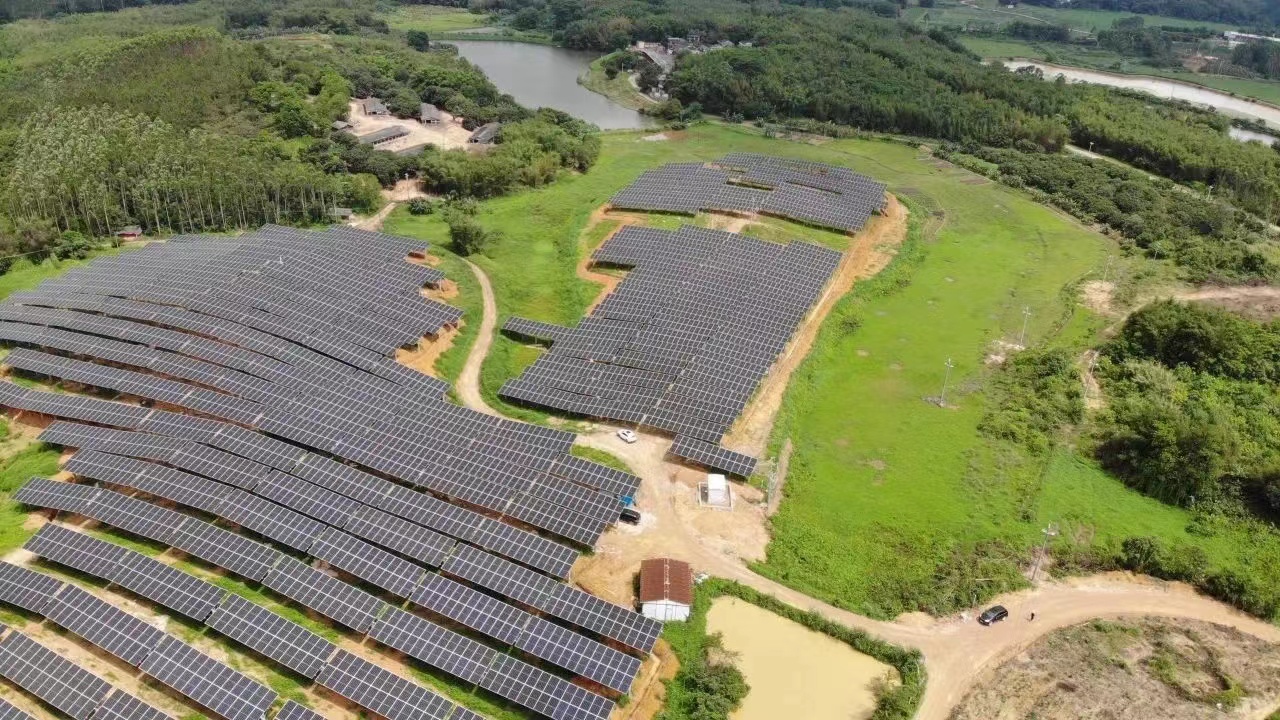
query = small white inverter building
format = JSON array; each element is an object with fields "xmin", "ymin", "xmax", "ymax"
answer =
[
  {"xmin": 706, "ymin": 473, "xmax": 729, "ymax": 505},
  {"xmin": 639, "ymin": 558, "xmax": 693, "ymax": 622}
]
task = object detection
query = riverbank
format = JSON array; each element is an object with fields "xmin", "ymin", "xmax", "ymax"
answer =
[
  {"xmin": 577, "ymin": 54, "xmax": 658, "ymax": 112},
  {"xmin": 1004, "ymin": 58, "xmax": 1280, "ymax": 130}
]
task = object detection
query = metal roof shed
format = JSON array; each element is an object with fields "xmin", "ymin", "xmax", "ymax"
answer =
[{"xmin": 638, "ymin": 558, "xmax": 693, "ymax": 622}]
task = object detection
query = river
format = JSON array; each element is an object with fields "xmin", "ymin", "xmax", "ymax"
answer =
[
  {"xmin": 1004, "ymin": 60, "xmax": 1280, "ymax": 133},
  {"xmin": 449, "ymin": 40, "xmax": 653, "ymax": 130}
]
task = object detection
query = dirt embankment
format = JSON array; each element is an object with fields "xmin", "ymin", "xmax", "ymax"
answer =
[{"xmin": 952, "ymin": 616, "xmax": 1280, "ymax": 720}]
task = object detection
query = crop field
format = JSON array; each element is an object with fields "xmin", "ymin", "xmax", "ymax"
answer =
[
  {"xmin": 407, "ymin": 122, "xmax": 1280, "ymax": 620},
  {"xmin": 381, "ymin": 5, "xmax": 492, "ymax": 34},
  {"xmin": 905, "ymin": 0, "xmax": 1239, "ymax": 32}
]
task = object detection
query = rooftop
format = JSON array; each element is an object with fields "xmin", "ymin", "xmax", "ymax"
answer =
[{"xmin": 639, "ymin": 558, "xmax": 693, "ymax": 605}]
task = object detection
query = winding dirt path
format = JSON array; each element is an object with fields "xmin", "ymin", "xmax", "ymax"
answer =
[
  {"xmin": 448, "ymin": 204, "xmax": 1280, "ymax": 720},
  {"xmin": 456, "ymin": 259, "xmax": 501, "ymax": 416}
]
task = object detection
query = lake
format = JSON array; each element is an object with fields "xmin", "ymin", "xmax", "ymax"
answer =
[
  {"xmin": 449, "ymin": 40, "xmax": 653, "ymax": 130},
  {"xmin": 1004, "ymin": 60, "xmax": 1280, "ymax": 132}
]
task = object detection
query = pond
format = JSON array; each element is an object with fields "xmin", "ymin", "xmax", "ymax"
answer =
[
  {"xmin": 1004, "ymin": 60, "xmax": 1280, "ymax": 133},
  {"xmin": 449, "ymin": 40, "xmax": 653, "ymax": 130},
  {"xmin": 706, "ymin": 597, "xmax": 897, "ymax": 720}
]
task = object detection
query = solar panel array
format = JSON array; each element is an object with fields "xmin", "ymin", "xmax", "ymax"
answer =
[
  {"xmin": 502, "ymin": 223, "xmax": 843, "ymax": 476},
  {"xmin": 0, "ymin": 624, "xmax": 170, "ymax": 720},
  {"xmin": 0, "ymin": 223, "xmax": 659, "ymax": 718},
  {"xmin": 20, "ymin": 524, "xmax": 478, "ymax": 720},
  {"xmin": 610, "ymin": 153, "xmax": 887, "ymax": 233},
  {"xmin": 39, "ymin": 422, "xmax": 647, "ymax": 690},
  {"xmin": 0, "ymin": 557, "xmax": 271, "ymax": 720},
  {"xmin": 0, "ymin": 224, "xmax": 637, "ymax": 550},
  {"xmin": 18, "ymin": 481, "xmax": 651, "ymax": 717}
]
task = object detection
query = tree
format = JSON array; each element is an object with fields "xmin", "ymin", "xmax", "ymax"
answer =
[
  {"xmin": 444, "ymin": 212, "xmax": 493, "ymax": 256},
  {"xmin": 636, "ymin": 63, "xmax": 662, "ymax": 93},
  {"xmin": 407, "ymin": 30, "xmax": 430, "ymax": 52},
  {"xmin": 344, "ymin": 173, "xmax": 383, "ymax": 212}
]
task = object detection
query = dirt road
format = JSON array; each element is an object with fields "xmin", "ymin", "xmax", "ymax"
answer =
[{"xmin": 456, "ymin": 259, "xmax": 501, "ymax": 416}]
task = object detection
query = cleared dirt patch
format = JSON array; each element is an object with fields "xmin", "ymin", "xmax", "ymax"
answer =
[
  {"xmin": 707, "ymin": 597, "xmax": 898, "ymax": 720},
  {"xmin": 344, "ymin": 100, "xmax": 473, "ymax": 153},
  {"xmin": 396, "ymin": 327, "xmax": 460, "ymax": 379},
  {"xmin": 1178, "ymin": 285, "xmax": 1280, "ymax": 321},
  {"xmin": 722, "ymin": 192, "xmax": 908, "ymax": 457},
  {"xmin": 952, "ymin": 616, "xmax": 1280, "ymax": 720}
]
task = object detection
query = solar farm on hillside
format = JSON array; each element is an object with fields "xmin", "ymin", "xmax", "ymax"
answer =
[{"xmin": 0, "ymin": 226, "xmax": 658, "ymax": 720}]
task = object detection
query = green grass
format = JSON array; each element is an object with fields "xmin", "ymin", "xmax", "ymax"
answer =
[
  {"xmin": 0, "ymin": 249, "xmax": 128, "ymax": 301},
  {"xmin": 569, "ymin": 445, "xmax": 634, "ymax": 475},
  {"xmin": 0, "ymin": 444, "xmax": 61, "ymax": 553},
  {"xmin": 381, "ymin": 5, "xmax": 493, "ymax": 34}
]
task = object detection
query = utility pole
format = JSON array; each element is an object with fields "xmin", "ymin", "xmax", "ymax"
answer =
[
  {"xmin": 938, "ymin": 357, "xmax": 955, "ymax": 407},
  {"xmin": 1031, "ymin": 523, "xmax": 1058, "ymax": 582},
  {"xmin": 1018, "ymin": 305, "xmax": 1032, "ymax": 348}
]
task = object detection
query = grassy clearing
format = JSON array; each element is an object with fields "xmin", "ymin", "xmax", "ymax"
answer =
[
  {"xmin": 0, "ymin": 445, "xmax": 60, "ymax": 553},
  {"xmin": 569, "ymin": 445, "xmax": 634, "ymax": 475},
  {"xmin": 907, "ymin": 0, "xmax": 1238, "ymax": 32},
  {"xmin": 381, "ymin": 5, "xmax": 492, "ymax": 34}
]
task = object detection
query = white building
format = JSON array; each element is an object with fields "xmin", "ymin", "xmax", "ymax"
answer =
[{"xmin": 639, "ymin": 558, "xmax": 693, "ymax": 622}]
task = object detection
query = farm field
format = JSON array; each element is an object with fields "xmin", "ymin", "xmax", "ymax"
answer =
[
  {"xmin": 381, "ymin": 5, "xmax": 492, "ymax": 34},
  {"xmin": 418, "ymin": 122, "xmax": 1280, "ymax": 620},
  {"xmin": 906, "ymin": 0, "xmax": 1240, "ymax": 32}
]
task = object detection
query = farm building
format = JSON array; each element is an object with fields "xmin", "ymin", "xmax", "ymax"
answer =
[
  {"xmin": 358, "ymin": 97, "xmax": 389, "ymax": 116},
  {"xmin": 639, "ymin": 558, "xmax": 693, "ymax": 622},
  {"xmin": 113, "ymin": 225, "xmax": 143, "ymax": 240},
  {"xmin": 330, "ymin": 207, "xmax": 353, "ymax": 220},
  {"xmin": 357, "ymin": 126, "xmax": 409, "ymax": 146},
  {"xmin": 332, "ymin": 119, "xmax": 352, "ymax": 131},
  {"xmin": 420, "ymin": 103, "xmax": 442, "ymax": 124},
  {"xmin": 468, "ymin": 122, "xmax": 501, "ymax": 144},
  {"xmin": 395, "ymin": 143, "xmax": 429, "ymax": 158}
]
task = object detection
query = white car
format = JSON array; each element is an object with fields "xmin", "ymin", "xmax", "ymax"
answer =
[{"xmin": 616, "ymin": 429, "xmax": 638, "ymax": 444}]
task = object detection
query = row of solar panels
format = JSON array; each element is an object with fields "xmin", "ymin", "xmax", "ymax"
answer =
[
  {"xmin": 609, "ymin": 155, "xmax": 886, "ymax": 233},
  {"xmin": 500, "ymin": 224, "xmax": 843, "ymax": 475},
  {"xmin": 16, "ymin": 525, "xmax": 480, "ymax": 720},
  {"xmin": 41, "ymin": 428, "xmax": 643, "ymax": 692},
  {"xmin": 15, "ymin": 478, "xmax": 647, "ymax": 708},
  {"xmin": 0, "ymin": 344, "xmax": 614, "ymax": 547},
  {"xmin": 0, "ymin": 561, "xmax": 280, "ymax": 720}
]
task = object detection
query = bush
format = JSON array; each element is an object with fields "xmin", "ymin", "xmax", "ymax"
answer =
[
  {"xmin": 444, "ymin": 210, "xmax": 492, "ymax": 256},
  {"xmin": 407, "ymin": 198, "xmax": 434, "ymax": 215},
  {"xmin": 406, "ymin": 30, "xmax": 429, "ymax": 52},
  {"xmin": 343, "ymin": 173, "xmax": 383, "ymax": 212}
]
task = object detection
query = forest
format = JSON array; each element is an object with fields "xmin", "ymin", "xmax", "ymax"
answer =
[
  {"xmin": 0, "ymin": 2, "xmax": 605, "ymax": 257},
  {"xmin": 1016, "ymin": 0, "xmax": 1280, "ymax": 26}
]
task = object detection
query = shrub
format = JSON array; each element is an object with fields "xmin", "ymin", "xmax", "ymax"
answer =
[
  {"xmin": 407, "ymin": 198, "xmax": 434, "ymax": 215},
  {"xmin": 444, "ymin": 211, "xmax": 492, "ymax": 256}
]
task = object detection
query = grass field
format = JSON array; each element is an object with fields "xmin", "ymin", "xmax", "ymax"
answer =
[
  {"xmin": 381, "ymin": 5, "xmax": 493, "ymax": 34},
  {"xmin": 578, "ymin": 54, "xmax": 656, "ymax": 112},
  {"xmin": 396, "ymin": 121, "xmax": 1280, "ymax": 620}
]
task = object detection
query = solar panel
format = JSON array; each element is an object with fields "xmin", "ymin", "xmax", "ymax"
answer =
[
  {"xmin": 140, "ymin": 636, "xmax": 277, "ymax": 720},
  {"xmin": 273, "ymin": 701, "xmax": 324, "ymax": 720},
  {"xmin": 309, "ymin": 528, "xmax": 424, "ymax": 599},
  {"xmin": 22, "ymin": 524, "xmax": 128, "ymax": 581},
  {"xmin": 0, "ymin": 561, "xmax": 64, "ymax": 614},
  {"xmin": 0, "ymin": 630, "xmax": 111, "ymax": 720},
  {"xmin": 91, "ymin": 691, "xmax": 173, "ymax": 720},
  {"xmin": 111, "ymin": 552, "xmax": 227, "ymax": 622},
  {"xmin": 261, "ymin": 556, "xmax": 387, "ymax": 633},
  {"xmin": 314, "ymin": 650, "xmax": 458, "ymax": 720},
  {"xmin": 41, "ymin": 584, "xmax": 165, "ymax": 666},
  {"xmin": 0, "ymin": 695, "xmax": 33, "ymax": 720},
  {"xmin": 166, "ymin": 517, "xmax": 281, "ymax": 582},
  {"xmin": 205, "ymin": 593, "xmax": 335, "ymax": 679},
  {"xmin": 367, "ymin": 608, "xmax": 497, "ymax": 687}
]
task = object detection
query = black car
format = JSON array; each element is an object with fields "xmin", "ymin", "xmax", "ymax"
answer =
[
  {"xmin": 978, "ymin": 605, "xmax": 1009, "ymax": 625},
  {"xmin": 619, "ymin": 508, "xmax": 641, "ymax": 524}
]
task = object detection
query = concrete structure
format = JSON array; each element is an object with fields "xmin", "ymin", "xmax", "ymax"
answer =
[
  {"xmin": 420, "ymin": 103, "xmax": 442, "ymax": 124},
  {"xmin": 638, "ymin": 558, "xmax": 693, "ymax": 622},
  {"xmin": 332, "ymin": 120, "xmax": 352, "ymax": 131},
  {"xmin": 467, "ymin": 122, "xmax": 501, "ymax": 145}
]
